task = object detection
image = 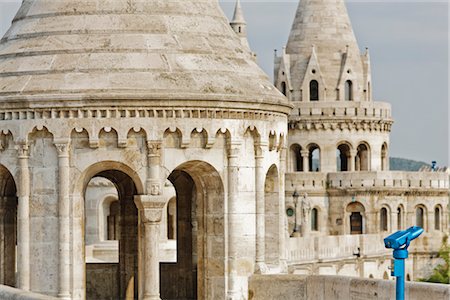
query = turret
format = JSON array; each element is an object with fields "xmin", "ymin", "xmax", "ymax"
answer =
[{"xmin": 230, "ymin": 0, "xmax": 251, "ymax": 50}]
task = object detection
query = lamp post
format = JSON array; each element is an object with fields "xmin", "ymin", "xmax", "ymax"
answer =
[{"xmin": 290, "ymin": 190, "xmax": 300, "ymax": 237}]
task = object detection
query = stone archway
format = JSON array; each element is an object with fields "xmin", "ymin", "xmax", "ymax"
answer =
[
  {"xmin": 75, "ymin": 162, "xmax": 144, "ymax": 300},
  {"xmin": 0, "ymin": 165, "xmax": 17, "ymax": 287},
  {"xmin": 161, "ymin": 161, "xmax": 224, "ymax": 300}
]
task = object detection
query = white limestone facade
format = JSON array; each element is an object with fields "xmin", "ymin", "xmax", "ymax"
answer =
[{"xmin": 275, "ymin": 0, "xmax": 449, "ymax": 283}]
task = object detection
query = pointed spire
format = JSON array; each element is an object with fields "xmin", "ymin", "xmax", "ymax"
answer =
[{"xmin": 231, "ymin": 0, "xmax": 246, "ymax": 25}]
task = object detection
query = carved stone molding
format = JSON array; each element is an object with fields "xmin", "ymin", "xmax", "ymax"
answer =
[{"xmin": 134, "ymin": 195, "xmax": 167, "ymax": 223}]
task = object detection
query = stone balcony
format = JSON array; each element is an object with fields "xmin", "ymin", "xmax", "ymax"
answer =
[
  {"xmin": 288, "ymin": 234, "xmax": 390, "ymax": 265},
  {"xmin": 286, "ymin": 171, "xmax": 449, "ymax": 194},
  {"xmin": 289, "ymin": 101, "xmax": 392, "ymax": 120}
]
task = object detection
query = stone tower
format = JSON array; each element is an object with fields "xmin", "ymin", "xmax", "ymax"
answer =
[
  {"xmin": 0, "ymin": 0, "xmax": 290, "ymax": 299},
  {"xmin": 229, "ymin": 0, "xmax": 250, "ymax": 50},
  {"xmin": 275, "ymin": 0, "xmax": 393, "ymax": 173}
]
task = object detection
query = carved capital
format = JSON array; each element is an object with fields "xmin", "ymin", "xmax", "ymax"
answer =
[
  {"xmin": 300, "ymin": 150, "xmax": 309, "ymax": 158},
  {"xmin": 146, "ymin": 141, "xmax": 162, "ymax": 157},
  {"xmin": 254, "ymin": 142, "xmax": 268, "ymax": 158},
  {"xmin": 227, "ymin": 142, "xmax": 241, "ymax": 158},
  {"xmin": 15, "ymin": 141, "xmax": 29, "ymax": 158},
  {"xmin": 134, "ymin": 195, "xmax": 167, "ymax": 223},
  {"xmin": 54, "ymin": 141, "xmax": 70, "ymax": 157}
]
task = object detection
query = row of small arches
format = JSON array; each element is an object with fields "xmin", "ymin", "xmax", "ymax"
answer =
[
  {"xmin": 280, "ymin": 80, "xmax": 357, "ymax": 101},
  {"xmin": 290, "ymin": 141, "xmax": 388, "ymax": 172}
]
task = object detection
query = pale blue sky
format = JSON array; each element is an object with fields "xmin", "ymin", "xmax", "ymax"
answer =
[{"xmin": 0, "ymin": 0, "xmax": 448, "ymax": 166}]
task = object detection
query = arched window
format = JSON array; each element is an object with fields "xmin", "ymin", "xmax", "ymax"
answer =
[
  {"xmin": 310, "ymin": 80, "xmax": 319, "ymax": 101},
  {"xmin": 381, "ymin": 143, "xmax": 388, "ymax": 171},
  {"xmin": 281, "ymin": 81, "xmax": 287, "ymax": 96},
  {"xmin": 356, "ymin": 143, "xmax": 369, "ymax": 171},
  {"xmin": 308, "ymin": 144, "xmax": 320, "ymax": 172},
  {"xmin": 345, "ymin": 80, "xmax": 353, "ymax": 101},
  {"xmin": 337, "ymin": 144, "xmax": 351, "ymax": 171},
  {"xmin": 416, "ymin": 207, "xmax": 424, "ymax": 228},
  {"xmin": 311, "ymin": 208, "xmax": 318, "ymax": 231},
  {"xmin": 347, "ymin": 202, "xmax": 365, "ymax": 235},
  {"xmin": 107, "ymin": 200, "xmax": 120, "ymax": 240},
  {"xmin": 434, "ymin": 206, "xmax": 441, "ymax": 230},
  {"xmin": 290, "ymin": 144, "xmax": 303, "ymax": 172},
  {"xmin": 397, "ymin": 206, "xmax": 403, "ymax": 230},
  {"xmin": 380, "ymin": 207, "xmax": 388, "ymax": 231}
]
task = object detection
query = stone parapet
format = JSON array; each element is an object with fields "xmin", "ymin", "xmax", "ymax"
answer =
[
  {"xmin": 288, "ymin": 234, "xmax": 389, "ymax": 264},
  {"xmin": 248, "ymin": 274, "xmax": 450, "ymax": 300},
  {"xmin": 327, "ymin": 171, "xmax": 449, "ymax": 192},
  {"xmin": 290, "ymin": 101, "xmax": 391, "ymax": 119}
]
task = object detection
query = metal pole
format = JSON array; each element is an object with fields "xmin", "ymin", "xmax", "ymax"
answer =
[{"xmin": 392, "ymin": 249, "xmax": 408, "ymax": 300}]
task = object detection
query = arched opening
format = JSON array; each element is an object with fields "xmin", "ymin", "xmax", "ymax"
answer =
[
  {"xmin": 289, "ymin": 144, "xmax": 303, "ymax": 172},
  {"xmin": 310, "ymin": 80, "xmax": 319, "ymax": 101},
  {"xmin": 416, "ymin": 206, "xmax": 425, "ymax": 229},
  {"xmin": 161, "ymin": 161, "xmax": 225, "ymax": 299},
  {"xmin": 337, "ymin": 143, "xmax": 351, "ymax": 171},
  {"xmin": 167, "ymin": 197, "xmax": 177, "ymax": 240},
  {"xmin": 308, "ymin": 144, "xmax": 320, "ymax": 172},
  {"xmin": 0, "ymin": 165, "xmax": 17, "ymax": 287},
  {"xmin": 355, "ymin": 143, "xmax": 370, "ymax": 171},
  {"xmin": 311, "ymin": 208, "xmax": 318, "ymax": 231},
  {"xmin": 346, "ymin": 202, "xmax": 365, "ymax": 235},
  {"xmin": 369, "ymin": 274, "xmax": 374, "ymax": 279},
  {"xmin": 380, "ymin": 207, "xmax": 388, "ymax": 231},
  {"xmin": 397, "ymin": 206, "xmax": 403, "ymax": 230},
  {"xmin": 84, "ymin": 169, "xmax": 139, "ymax": 300},
  {"xmin": 281, "ymin": 81, "xmax": 287, "ymax": 96},
  {"xmin": 345, "ymin": 80, "xmax": 353, "ymax": 101},
  {"xmin": 381, "ymin": 143, "xmax": 388, "ymax": 171},
  {"xmin": 383, "ymin": 271, "xmax": 389, "ymax": 280},
  {"xmin": 434, "ymin": 206, "xmax": 441, "ymax": 230},
  {"xmin": 406, "ymin": 274, "xmax": 411, "ymax": 281},
  {"xmin": 265, "ymin": 165, "xmax": 280, "ymax": 265}
]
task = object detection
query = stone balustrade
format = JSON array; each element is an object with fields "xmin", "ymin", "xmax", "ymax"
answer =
[
  {"xmin": 288, "ymin": 234, "xmax": 390, "ymax": 264},
  {"xmin": 289, "ymin": 101, "xmax": 392, "ymax": 119},
  {"xmin": 248, "ymin": 274, "xmax": 450, "ymax": 300},
  {"xmin": 327, "ymin": 171, "xmax": 449, "ymax": 190},
  {"xmin": 286, "ymin": 171, "xmax": 449, "ymax": 193}
]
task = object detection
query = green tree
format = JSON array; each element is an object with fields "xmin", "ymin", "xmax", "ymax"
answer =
[{"xmin": 420, "ymin": 236, "xmax": 449, "ymax": 284}]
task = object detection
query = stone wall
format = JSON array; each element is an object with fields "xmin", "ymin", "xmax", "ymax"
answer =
[
  {"xmin": 0, "ymin": 284, "xmax": 57, "ymax": 299},
  {"xmin": 248, "ymin": 275, "xmax": 450, "ymax": 300}
]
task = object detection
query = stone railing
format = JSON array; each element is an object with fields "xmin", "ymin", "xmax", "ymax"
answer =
[
  {"xmin": 0, "ymin": 285, "xmax": 57, "ymax": 300},
  {"xmin": 327, "ymin": 171, "xmax": 449, "ymax": 190},
  {"xmin": 288, "ymin": 234, "xmax": 390, "ymax": 264},
  {"xmin": 289, "ymin": 101, "xmax": 392, "ymax": 119},
  {"xmin": 249, "ymin": 274, "xmax": 450, "ymax": 300},
  {"xmin": 285, "ymin": 172, "xmax": 327, "ymax": 192}
]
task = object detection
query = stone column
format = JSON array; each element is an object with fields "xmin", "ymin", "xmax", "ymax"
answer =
[
  {"xmin": 254, "ymin": 143, "xmax": 266, "ymax": 273},
  {"xmin": 146, "ymin": 141, "xmax": 162, "ymax": 195},
  {"xmin": 301, "ymin": 150, "xmax": 309, "ymax": 172},
  {"xmin": 16, "ymin": 142, "xmax": 30, "ymax": 290},
  {"xmin": 349, "ymin": 150, "xmax": 357, "ymax": 172},
  {"xmin": 54, "ymin": 141, "xmax": 71, "ymax": 300},
  {"xmin": 278, "ymin": 146, "xmax": 288, "ymax": 272},
  {"xmin": 134, "ymin": 195, "xmax": 166, "ymax": 300},
  {"xmin": 227, "ymin": 143, "xmax": 240, "ymax": 299}
]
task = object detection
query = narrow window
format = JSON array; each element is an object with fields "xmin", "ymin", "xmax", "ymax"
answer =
[
  {"xmin": 310, "ymin": 80, "xmax": 319, "ymax": 101},
  {"xmin": 434, "ymin": 207, "xmax": 440, "ymax": 230},
  {"xmin": 281, "ymin": 81, "xmax": 287, "ymax": 96},
  {"xmin": 380, "ymin": 207, "xmax": 388, "ymax": 231},
  {"xmin": 397, "ymin": 207, "xmax": 402, "ymax": 230},
  {"xmin": 311, "ymin": 208, "xmax": 318, "ymax": 231},
  {"xmin": 345, "ymin": 80, "xmax": 353, "ymax": 101},
  {"xmin": 308, "ymin": 145, "xmax": 320, "ymax": 172},
  {"xmin": 416, "ymin": 207, "xmax": 424, "ymax": 228}
]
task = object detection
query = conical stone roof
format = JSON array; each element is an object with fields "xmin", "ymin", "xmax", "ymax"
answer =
[
  {"xmin": 0, "ymin": 0, "xmax": 289, "ymax": 113},
  {"xmin": 286, "ymin": 0, "xmax": 365, "ymax": 100}
]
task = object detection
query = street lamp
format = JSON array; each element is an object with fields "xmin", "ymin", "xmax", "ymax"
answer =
[{"xmin": 290, "ymin": 190, "xmax": 300, "ymax": 237}]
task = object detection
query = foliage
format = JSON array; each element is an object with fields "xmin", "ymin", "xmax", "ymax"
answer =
[
  {"xmin": 389, "ymin": 157, "xmax": 430, "ymax": 171},
  {"xmin": 419, "ymin": 236, "xmax": 449, "ymax": 284}
]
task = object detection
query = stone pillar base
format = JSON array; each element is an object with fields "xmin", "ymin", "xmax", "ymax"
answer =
[{"xmin": 254, "ymin": 262, "xmax": 268, "ymax": 274}]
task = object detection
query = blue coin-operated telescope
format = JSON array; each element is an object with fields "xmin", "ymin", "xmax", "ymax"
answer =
[{"xmin": 384, "ymin": 226, "xmax": 424, "ymax": 300}]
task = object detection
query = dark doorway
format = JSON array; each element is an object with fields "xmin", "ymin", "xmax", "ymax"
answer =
[
  {"xmin": 161, "ymin": 170, "xmax": 197, "ymax": 300},
  {"xmin": 85, "ymin": 170, "xmax": 138, "ymax": 300},
  {"xmin": 350, "ymin": 212, "xmax": 363, "ymax": 234}
]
